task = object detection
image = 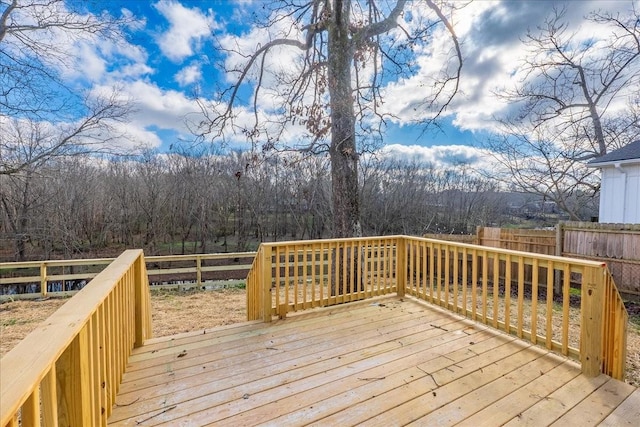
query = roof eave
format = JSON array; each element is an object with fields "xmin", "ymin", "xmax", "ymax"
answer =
[{"xmin": 587, "ymin": 158, "xmax": 640, "ymax": 168}]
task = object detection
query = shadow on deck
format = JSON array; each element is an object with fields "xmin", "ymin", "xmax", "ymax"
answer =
[{"xmin": 109, "ymin": 297, "xmax": 639, "ymax": 426}]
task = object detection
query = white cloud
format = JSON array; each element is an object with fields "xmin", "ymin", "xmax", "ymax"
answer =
[
  {"xmin": 175, "ymin": 63, "xmax": 202, "ymax": 86},
  {"xmin": 115, "ymin": 80, "xmax": 200, "ymax": 131},
  {"xmin": 74, "ymin": 42, "xmax": 108, "ymax": 82},
  {"xmin": 218, "ymin": 14, "xmax": 307, "ymax": 101},
  {"xmin": 16, "ymin": 0, "xmax": 634, "ymax": 159},
  {"xmin": 106, "ymin": 120, "xmax": 163, "ymax": 150},
  {"xmin": 87, "ymin": 80, "xmax": 208, "ymax": 152},
  {"xmin": 379, "ymin": 143, "xmax": 497, "ymax": 171},
  {"xmin": 378, "ymin": 0, "xmax": 638, "ymax": 139},
  {"xmin": 153, "ymin": 0, "xmax": 217, "ymax": 62},
  {"xmin": 61, "ymin": 37, "xmax": 153, "ymax": 84}
]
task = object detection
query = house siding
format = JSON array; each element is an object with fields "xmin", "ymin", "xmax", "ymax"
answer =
[{"xmin": 599, "ymin": 164, "xmax": 640, "ymax": 224}]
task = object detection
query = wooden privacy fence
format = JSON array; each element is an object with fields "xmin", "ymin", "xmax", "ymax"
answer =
[
  {"xmin": 0, "ymin": 252, "xmax": 255, "ymax": 300},
  {"xmin": 561, "ymin": 223, "xmax": 640, "ymax": 295},
  {"xmin": 247, "ymin": 236, "xmax": 628, "ymax": 380},
  {"xmin": 477, "ymin": 227, "xmax": 556, "ymax": 255},
  {"xmin": 0, "ymin": 250, "xmax": 152, "ymax": 427},
  {"xmin": 476, "ymin": 223, "xmax": 640, "ymax": 295}
]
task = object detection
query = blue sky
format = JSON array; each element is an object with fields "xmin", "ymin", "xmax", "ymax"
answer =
[{"xmin": 5, "ymin": 0, "xmax": 637, "ymax": 169}]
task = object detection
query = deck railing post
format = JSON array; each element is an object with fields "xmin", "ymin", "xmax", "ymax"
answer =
[
  {"xmin": 262, "ymin": 245, "xmax": 273, "ymax": 322},
  {"xmin": 134, "ymin": 253, "xmax": 152, "ymax": 348},
  {"xmin": 41, "ymin": 262, "xmax": 47, "ymax": 297},
  {"xmin": 196, "ymin": 256, "xmax": 202, "ymax": 288},
  {"xmin": 580, "ymin": 265, "xmax": 605, "ymax": 377},
  {"xmin": 396, "ymin": 237, "xmax": 406, "ymax": 297}
]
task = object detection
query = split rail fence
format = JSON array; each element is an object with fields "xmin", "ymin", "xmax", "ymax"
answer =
[{"xmin": 0, "ymin": 252, "xmax": 255, "ymax": 300}]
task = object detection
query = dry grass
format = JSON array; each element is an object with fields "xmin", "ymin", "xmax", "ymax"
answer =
[
  {"xmin": 149, "ymin": 288, "xmax": 246, "ymax": 336},
  {"xmin": 1, "ymin": 288, "xmax": 639, "ymax": 387},
  {"xmin": 0, "ymin": 288, "xmax": 246, "ymax": 357},
  {"xmin": 0, "ymin": 297, "xmax": 68, "ymax": 356}
]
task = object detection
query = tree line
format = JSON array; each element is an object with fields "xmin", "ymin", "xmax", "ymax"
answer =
[
  {"xmin": 0, "ymin": 149, "xmax": 512, "ymax": 261},
  {"xmin": 1, "ymin": 1, "xmax": 635, "ymax": 262}
]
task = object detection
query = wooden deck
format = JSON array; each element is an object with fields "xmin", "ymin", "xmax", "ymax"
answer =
[{"xmin": 108, "ymin": 297, "xmax": 639, "ymax": 426}]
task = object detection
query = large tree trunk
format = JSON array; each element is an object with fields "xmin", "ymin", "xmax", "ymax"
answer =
[
  {"xmin": 327, "ymin": 1, "xmax": 362, "ymax": 296},
  {"xmin": 327, "ymin": 0, "xmax": 361, "ymax": 239}
]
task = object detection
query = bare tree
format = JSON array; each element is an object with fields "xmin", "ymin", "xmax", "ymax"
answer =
[
  {"xmin": 0, "ymin": 0, "xmax": 135, "ymax": 176},
  {"xmin": 0, "ymin": 93, "xmax": 133, "ymax": 176},
  {"xmin": 361, "ymin": 157, "xmax": 501, "ymax": 235},
  {"xmin": 487, "ymin": 4, "xmax": 640, "ymax": 220},
  {"xmin": 195, "ymin": 0, "xmax": 462, "ymax": 239}
]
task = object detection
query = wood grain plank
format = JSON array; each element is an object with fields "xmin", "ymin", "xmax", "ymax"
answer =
[
  {"xmin": 416, "ymin": 352, "xmax": 563, "ymax": 427},
  {"xmin": 130, "ymin": 297, "xmax": 394, "ymax": 357},
  {"xmin": 184, "ymin": 326, "xmax": 486, "ymax": 426},
  {"xmin": 314, "ymin": 338, "xmax": 537, "ymax": 426},
  {"xmin": 600, "ymin": 387, "xmax": 640, "ymax": 426},
  {"xmin": 550, "ymin": 378, "xmax": 635, "ymax": 426},
  {"xmin": 257, "ymin": 334, "xmax": 514, "ymax": 427},
  {"xmin": 106, "ymin": 296, "xmax": 638, "ymax": 427},
  {"xmin": 124, "ymin": 299, "xmax": 403, "ymax": 367},
  {"xmin": 110, "ymin": 299, "xmax": 452, "ymax": 423},
  {"xmin": 111, "ymin": 317, "xmax": 462, "ymax": 424},
  {"xmin": 502, "ymin": 373, "xmax": 610, "ymax": 426},
  {"xmin": 118, "ymin": 301, "xmax": 433, "ymax": 389},
  {"xmin": 456, "ymin": 359, "xmax": 580, "ymax": 426},
  {"xmin": 416, "ymin": 353, "xmax": 570, "ymax": 426}
]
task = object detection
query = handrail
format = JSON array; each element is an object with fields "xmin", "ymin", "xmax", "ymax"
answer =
[
  {"xmin": 0, "ymin": 250, "xmax": 152, "ymax": 427},
  {"xmin": 246, "ymin": 235, "xmax": 628, "ymax": 380},
  {"xmin": 0, "ymin": 251, "xmax": 256, "ymax": 299}
]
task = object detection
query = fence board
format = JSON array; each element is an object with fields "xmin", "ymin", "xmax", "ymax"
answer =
[{"xmin": 475, "ymin": 224, "xmax": 640, "ymax": 295}]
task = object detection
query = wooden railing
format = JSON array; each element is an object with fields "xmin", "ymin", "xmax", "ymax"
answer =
[
  {"xmin": 0, "ymin": 252, "xmax": 255, "ymax": 300},
  {"xmin": 0, "ymin": 250, "xmax": 152, "ymax": 427},
  {"xmin": 403, "ymin": 237, "xmax": 628, "ymax": 379},
  {"xmin": 247, "ymin": 236, "xmax": 628, "ymax": 379},
  {"xmin": 247, "ymin": 236, "xmax": 402, "ymax": 321}
]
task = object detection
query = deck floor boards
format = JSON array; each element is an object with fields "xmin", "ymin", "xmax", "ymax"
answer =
[{"xmin": 108, "ymin": 297, "xmax": 635, "ymax": 426}]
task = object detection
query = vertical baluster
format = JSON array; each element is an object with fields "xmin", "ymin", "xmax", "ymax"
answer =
[
  {"xmin": 444, "ymin": 245, "xmax": 450, "ymax": 309},
  {"xmin": 461, "ymin": 247, "xmax": 467, "ymax": 316},
  {"xmin": 41, "ymin": 367, "xmax": 58, "ymax": 426},
  {"xmin": 349, "ymin": 240, "xmax": 355, "ymax": 300},
  {"xmin": 481, "ymin": 250, "xmax": 488, "ymax": 323},
  {"xmin": 517, "ymin": 257, "xmax": 525, "ymax": 338},
  {"xmin": 471, "ymin": 248, "xmax": 478, "ymax": 321},
  {"xmin": 436, "ymin": 243, "xmax": 443, "ymax": 305},
  {"xmin": 21, "ymin": 388, "xmax": 40, "ymax": 427},
  {"xmin": 504, "ymin": 254, "xmax": 512, "ymax": 334},
  {"xmin": 411, "ymin": 241, "xmax": 416, "ymax": 297},
  {"xmin": 492, "ymin": 254, "xmax": 499, "ymax": 328},
  {"xmin": 531, "ymin": 259, "xmax": 539, "ymax": 344},
  {"xmin": 562, "ymin": 263, "xmax": 571, "ymax": 356},
  {"xmin": 293, "ymin": 245, "xmax": 299, "ymax": 310},
  {"xmin": 98, "ymin": 304, "xmax": 108, "ymax": 423},
  {"xmin": 453, "ymin": 247, "xmax": 459, "ymax": 313},
  {"xmin": 546, "ymin": 260, "xmax": 554, "ymax": 350},
  {"xmin": 56, "ymin": 328, "xmax": 91, "ymax": 426},
  {"xmin": 275, "ymin": 248, "xmax": 281, "ymax": 317},
  {"xmin": 285, "ymin": 246, "xmax": 291, "ymax": 314},
  {"xmin": 319, "ymin": 243, "xmax": 326, "ymax": 306}
]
